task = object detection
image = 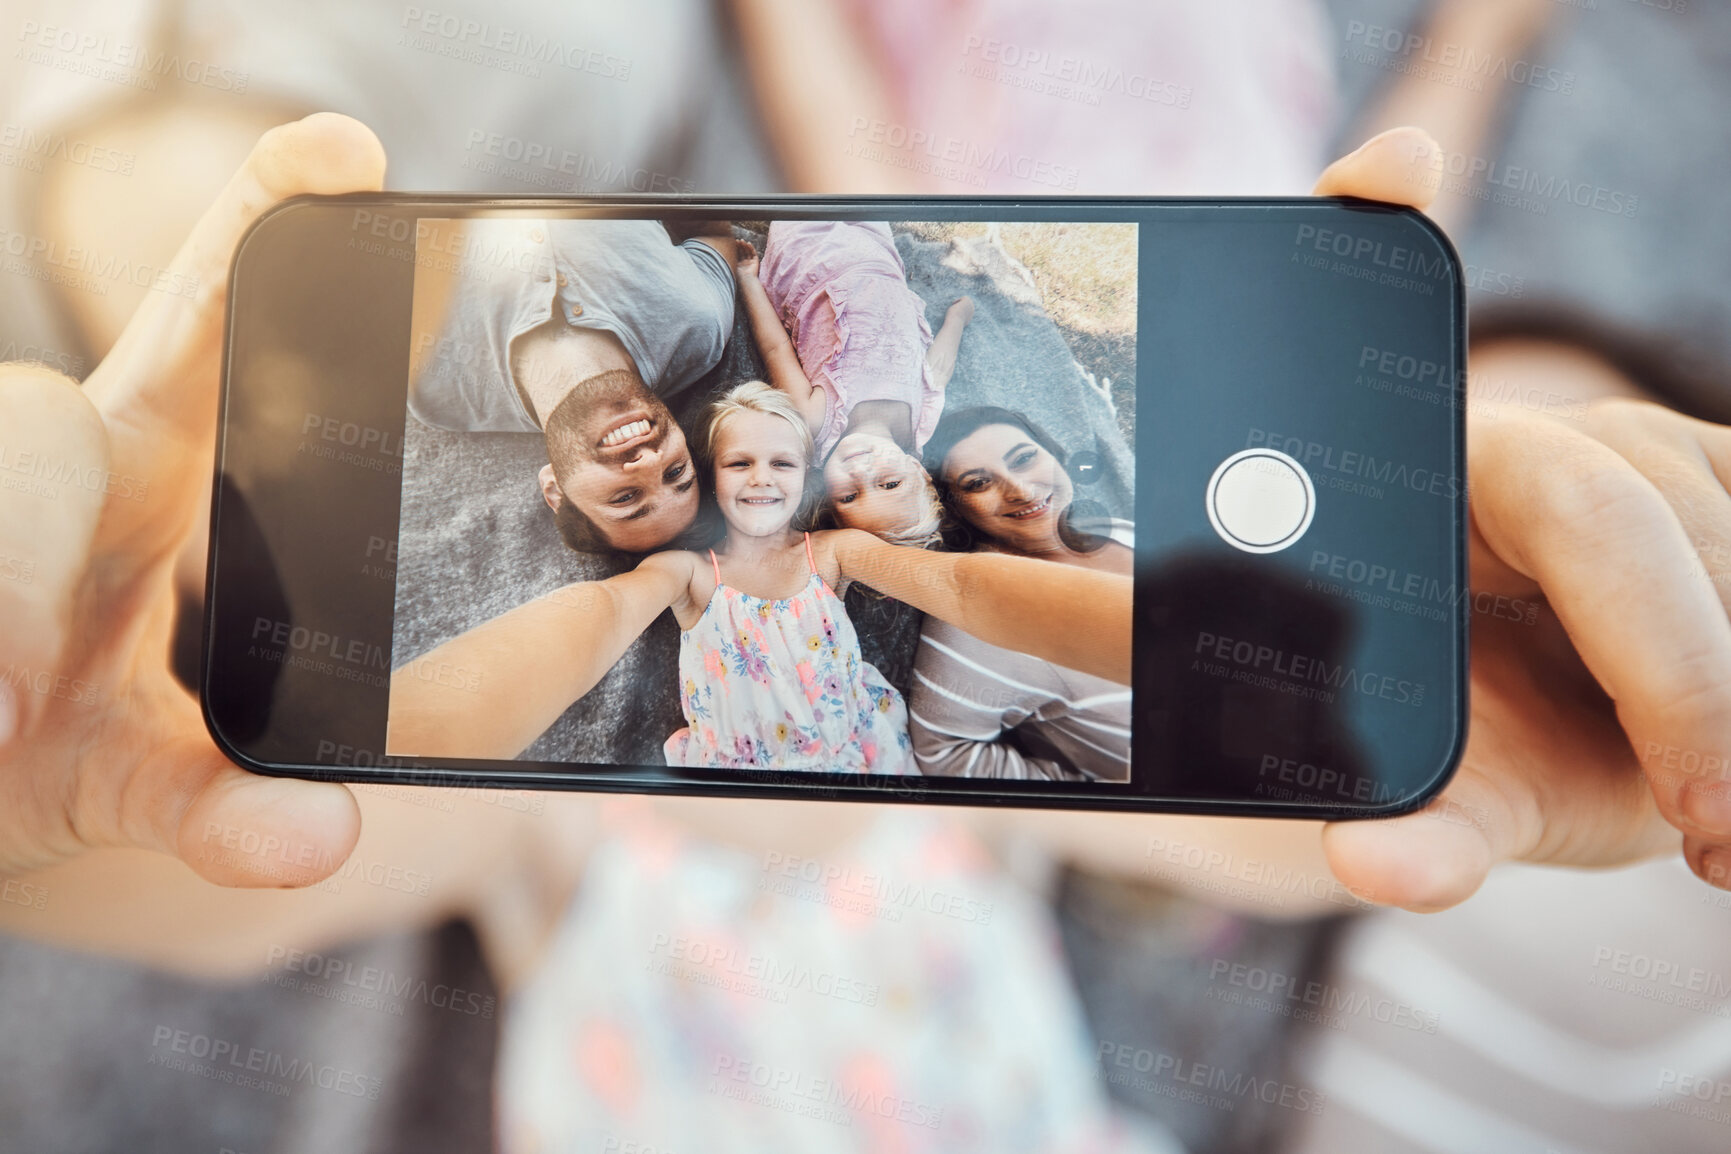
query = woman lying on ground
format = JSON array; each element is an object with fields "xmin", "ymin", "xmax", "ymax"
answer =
[{"xmin": 908, "ymin": 406, "xmax": 1133, "ymax": 781}]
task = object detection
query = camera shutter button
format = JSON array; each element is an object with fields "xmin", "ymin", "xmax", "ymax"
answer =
[{"xmin": 1205, "ymin": 448, "xmax": 1315, "ymax": 554}]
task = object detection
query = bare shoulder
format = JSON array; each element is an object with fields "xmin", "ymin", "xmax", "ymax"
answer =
[
  {"xmin": 637, "ymin": 548, "xmax": 709, "ymax": 598},
  {"xmin": 635, "ymin": 548, "xmax": 698, "ymax": 580},
  {"xmin": 806, "ymin": 530, "xmax": 855, "ymax": 589},
  {"xmin": 813, "ymin": 528, "xmax": 959, "ymax": 596},
  {"xmin": 639, "ymin": 548, "xmax": 716, "ymax": 628}
]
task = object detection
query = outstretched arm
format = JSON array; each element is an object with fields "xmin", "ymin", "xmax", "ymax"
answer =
[
  {"xmin": 386, "ymin": 552, "xmax": 696, "ymax": 760},
  {"xmin": 924, "ymin": 296, "xmax": 974, "ymax": 394},
  {"xmin": 829, "ymin": 529, "xmax": 1131, "ymax": 684},
  {"xmin": 734, "ymin": 246, "xmax": 826, "ymax": 430},
  {"xmin": 729, "ymin": 0, "xmax": 920, "ymax": 194}
]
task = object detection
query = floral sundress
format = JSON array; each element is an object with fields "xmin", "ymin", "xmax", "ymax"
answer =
[
  {"xmin": 664, "ymin": 534, "xmax": 915, "ymax": 774},
  {"xmin": 497, "ymin": 807, "xmax": 1185, "ymax": 1154}
]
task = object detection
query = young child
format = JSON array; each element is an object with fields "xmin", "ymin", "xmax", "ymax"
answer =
[
  {"xmin": 387, "ymin": 386, "xmax": 1129, "ymax": 770},
  {"xmin": 661, "ymin": 380, "xmax": 913, "ymax": 772},
  {"xmin": 734, "ymin": 221, "xmax": 973, "ymax": 547}
]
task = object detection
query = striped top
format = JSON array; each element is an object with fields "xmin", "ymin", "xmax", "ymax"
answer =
[{"xmin": 907, "ymin": 522, "xmax": 1133, "ymax": 782}]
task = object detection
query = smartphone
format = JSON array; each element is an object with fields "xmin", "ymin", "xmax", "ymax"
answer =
[{"xmin": 205, "ymin": 195, "xmax": 1466, "ymax": 818}]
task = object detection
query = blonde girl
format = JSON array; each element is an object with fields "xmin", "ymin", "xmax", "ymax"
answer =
[{"xmin": 663, "ymin": 381, "xmax": 912, "ymax": 771}]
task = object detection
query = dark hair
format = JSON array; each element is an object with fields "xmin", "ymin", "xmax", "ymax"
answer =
[
  {"xmin": 922, "ymin": 405, "xmax": 1102, "ymax": 553},
  {"xmin": 924, "ymin": 405, "xmax": 1068, "ymax": 473}
]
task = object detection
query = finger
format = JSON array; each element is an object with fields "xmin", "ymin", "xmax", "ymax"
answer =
[
  {"xmin": 83, "ymin": 113, "xmax": 386, "ymax": 551},
  {"xmin": 1470, "ymin": 410, "xmax": 1731, "ymax": 857},
  {"xmin": 1575, "ymin": 401, "xmax": 1731, "ymax": 885},
  {"xmin": 1685, "ymin": 836, "xmax": 1731, "ymax": 893},
  {"xmin": 1312, "ymin": 126, "xmax": 1440, "ymax": 210},
  {"xmin": 1325, "ymin": 765, "xmax": 1677, "ymax": 912},
  {"xmin": 1324, "ymin": 613, "xmax": 1678, "ymax": 911},
  {"xmin": 1584, "ymin": 399, "xmax": 1731, "ymax": 620},
  {"xmin": 120, "ymin": 728, "xmax": 362, "ymax": 888},
  {"xmin": 0, "ymin": 366, "xmax": 108, "ymax": 743},
  {"xmin": 1322, "ymin": 773, "xmax": 1516, "ymax": 914}
]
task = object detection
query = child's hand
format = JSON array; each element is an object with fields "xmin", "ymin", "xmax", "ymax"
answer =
[
  {"xmin": 925, "ymin": 295, "xmax": 975, "ymax": 391},
  {"xmin": 734, "ymin": 239, "xmax": 760, "ymax": 280}
]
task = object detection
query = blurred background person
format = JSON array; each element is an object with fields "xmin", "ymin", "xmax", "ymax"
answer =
[{"xmin": 3, "ymin": 1, "xmax": 1731, "ymax": 1153}]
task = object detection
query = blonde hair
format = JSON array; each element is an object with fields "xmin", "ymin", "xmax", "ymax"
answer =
[
  {"xmin": 699, "ymin": 381, "xmax": 822, "ymax": 529},
  {"xmin": 821, "ymin": 454, "xmax": 947, "ymax": 550},
  {"xmin": 872, "ymin": 468, "xmax": 945, "ymax": 549}
]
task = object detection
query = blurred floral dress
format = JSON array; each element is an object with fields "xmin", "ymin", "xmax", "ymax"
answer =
[
  {"xmin": 664, "ymin": 539, "xmax": 914, "ymax": 775},
  {"xmin": 498, "ymin": 807, "xmax": 1183, "ymax": 1154}
]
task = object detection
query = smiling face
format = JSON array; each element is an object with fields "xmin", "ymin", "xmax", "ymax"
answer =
[
  {"xmin": 544, "ymin": 372, "xmax": 700, "ymax": 553},
  {"xmin": 822, "ymin": 431, "xmax": 931, "ymax": 537},
  {"xmin": 940, "ymin": 423, "xmax": 1074, "ymax": 556},
  {"xmin": 711, "ymin": 408, "xmax": 811, "ymax": 539}
]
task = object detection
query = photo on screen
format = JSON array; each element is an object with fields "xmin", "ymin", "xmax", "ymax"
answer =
[{"xmin": 385, "ymin": 214, "xmax": 1136, "ymax": 782}]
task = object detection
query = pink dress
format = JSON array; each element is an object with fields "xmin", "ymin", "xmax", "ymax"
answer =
[
  {"xmin": 836, "ymin": 0, "xmax": 1336, "ymax": 195},
  {"xmin": 664, "ymin": 534, "xmax": 915, "ymax": 773},
  {"xmin": 758, "ymin": 221, "xmax": 945, "ymax": 461}
]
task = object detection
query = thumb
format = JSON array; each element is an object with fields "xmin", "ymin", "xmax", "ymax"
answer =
[
  {"xmin": 84, "ymin": 113, "xmax": 388, "ymax": 558},
  {"xmin": 1321, "ymin": 752, "xmax": 1677, "ymax": 913},
  {"xmin": 1321, "ymin": 783, "xmax": 1509, "ymax": 913},
  {"xmin": 159, "ymin": 737, "xmax": 363, "ymax": 888},
  {"xmin": 1313, "ymin": 126, "xmax": 1442, "ymax": 210}
]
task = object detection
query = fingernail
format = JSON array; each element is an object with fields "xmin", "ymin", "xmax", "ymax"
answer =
[
  {"xmin": 0, "ymin": 681, "xmax": 16, "ymax": 747},
  {"xmin": 1682, "ymin": 780, "xmax": 1731, "ymax": 838},
  {"xmin": 1701, "ymin": 848, "xmax": 1731, "ymax": 890}
]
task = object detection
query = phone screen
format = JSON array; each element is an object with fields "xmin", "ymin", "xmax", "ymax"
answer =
[
  {"xmin": 210, "ymin": 197, "xmax": 1465, "ymax": 816},
  {"xmin": 387, "ymin": 215, "xmax": 1139, "ymax": 783}
]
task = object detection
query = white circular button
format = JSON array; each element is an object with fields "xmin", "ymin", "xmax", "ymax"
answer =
[{"xmin": 1205, "ymin": 448, "xmax": 1316, "ymax": 554}]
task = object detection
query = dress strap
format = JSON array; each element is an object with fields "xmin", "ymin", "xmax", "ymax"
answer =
[
  {"xmin": 802, "ymin": 532, "xmax": 819, "ymax": 576},
  {"xmin": 708, "ymin": 549, "xmax": 722, "ymax": 585}
]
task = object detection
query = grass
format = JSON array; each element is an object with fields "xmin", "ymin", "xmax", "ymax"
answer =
[
  {"xmin": 898, "ymin": 220, "xmax": 1139, "ymax": 435},
  {"xmin": 896, "ymin": 221, "xmax": 1138, "ymax": 336}
]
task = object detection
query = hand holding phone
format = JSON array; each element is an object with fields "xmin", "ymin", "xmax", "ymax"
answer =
[
  {"xmin": 0, "ymin": 118, "xmax": 1717, "ymax": 913},
  {"xmin": 0, "ymin": 114, "xmax": 385, "ymax": 887}
]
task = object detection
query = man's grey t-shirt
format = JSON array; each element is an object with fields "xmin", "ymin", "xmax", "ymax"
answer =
[{"xmin": 409, "ymin": 218, "xmax": 735, "ymax": 433}]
